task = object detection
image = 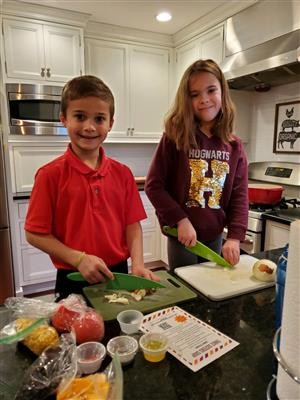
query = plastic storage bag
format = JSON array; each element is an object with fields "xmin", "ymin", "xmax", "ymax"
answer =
[
  {"xmin": 51, "ymin": 294, "xmax": 105, "ymax": 344},
  {"xmin": 57, "ymin": 353, "xmax": 123, "ymax": 400},
  {"xmin": 0, "ymin": 297, "xmax": 58, "ymax": 346},
  {"xmin": 14, "ymin": 333, "xmax": 77, "ymax": 400}
]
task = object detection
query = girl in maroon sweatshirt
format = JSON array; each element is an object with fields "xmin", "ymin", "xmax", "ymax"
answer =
[{"xmin": 145, "ymin": 59, "xmax": 248, "ymax": 269}]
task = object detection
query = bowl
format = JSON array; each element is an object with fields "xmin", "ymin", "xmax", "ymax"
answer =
[
  {"xmin": 117, "ymin": 310, "xmax": 144, "ymax": 334},
  {"xmin": 139, "ymin": 332, "xmax": 168, "ymax": 363},
  {"xmin": 77, "ymin": 341, "xmax": 106, "ymax": 375},
  {"xmin": 106, "ymin": 335, "xmax": 138, "ymax": 365}
]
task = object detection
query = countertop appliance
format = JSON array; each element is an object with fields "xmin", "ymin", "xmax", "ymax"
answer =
[
  {"xmin": 0, "ymin": 131, "xmax": 15, "ymax": 302},
  {"xmin": 242, "ymin": 162, "xmax": 300, "ymax": 254},
  {"xmin": 6, "ymin": 83, "xmax": 67, "ymax": 135}
]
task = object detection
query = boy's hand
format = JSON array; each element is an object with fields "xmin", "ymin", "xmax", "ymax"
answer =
[
  {"xmin": 131, "ymin": 265, "xmax": 161, "ymax": 282},
  {"xmin": 77, "ymin": 254, "xmax": 114, "ymax": 284}
]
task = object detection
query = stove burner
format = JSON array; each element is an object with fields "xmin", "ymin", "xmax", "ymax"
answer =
[{"xmin": 249, "ymin": 198, "xmax": 300, "ymax": 212}]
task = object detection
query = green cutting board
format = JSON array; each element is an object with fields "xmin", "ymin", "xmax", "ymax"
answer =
[{"xmin": 83, "ymin": 271, "xmax": 197, "ymax": 321}]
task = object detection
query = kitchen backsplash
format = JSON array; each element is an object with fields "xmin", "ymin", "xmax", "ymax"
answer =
[
  {"xmin": 248, "ymin": 81, "xmax": 300, "ymax": 164},
  {"xmin": 103, "ymin": 142, "xmax": 157, "ymax": 177}
]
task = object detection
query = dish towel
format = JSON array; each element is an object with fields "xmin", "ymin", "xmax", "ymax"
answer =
[{"xmin": 276, "ymin": 220, "xmax": 300, "ymax": 399}]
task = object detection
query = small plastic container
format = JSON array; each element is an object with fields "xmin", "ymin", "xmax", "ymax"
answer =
[
  {"xmin": 139, "ymin": 332, "xmax": 168, "ymax": 363},
  {"xmin": 77, "ymin": 341, "xmax": 106, "ymax": 375},
  {"xmin": 107, "ymin": 335, "xmax": 138, "ymax": 365},
  {"xmin": 117, "ymin": 310, "xmax": 143, "ymax": 334}
]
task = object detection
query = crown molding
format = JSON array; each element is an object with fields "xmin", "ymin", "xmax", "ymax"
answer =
[
  {"xmin": 1, "ymin": 0, "xmax": 90, "ymax": 27},
  {"xmin": 172, "ymin": 0, "xmax": 258, "ymax": 47},
  {"xmin": 85, "ymin": 21, "xmax": 172, "ymax": 47}
]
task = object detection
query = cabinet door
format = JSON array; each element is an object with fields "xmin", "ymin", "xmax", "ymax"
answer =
[
  {"xmin": 11, "ymin": 145, "xmax": 67, "ymax": 193},
  {"xmin": 140, "ymin": 192, "xmax": 161, "ymax": 262},
  {"xmin": 129, "ymin": 46, "xmax": 170, "ymax": 140},
  {"xmin": 85, "ymin": 39, "xmax": 129, "ymax": 138},
  {"xmin": 198, "ymin": 25, "xmax": 224, "ymax": 64},
  {"xmin": 175, "ymin": 41, "xmax": 198, "ymax": 92},
  {"xmin": 264, "ymin": 220, "xmax": 290, "ymax": 251},
  {"xmin": 3, "ymin": 19, "xmax": 45, "ymax": 80},
  {"xmin": 44, "ymin": 25, "xmax": 83, "ymax": 82}
]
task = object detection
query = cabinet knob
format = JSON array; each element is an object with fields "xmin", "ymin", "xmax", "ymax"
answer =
[
  {"xmin": 130, "ymin": 128, "xmax": 134, "ymax": 136},
  {"xmin": 46, "ymin": 68, "xmax": 51, "ymax": 78},
  {"xmin": 41, "ymin": 67, "xmax": 45, "ymax": 77}
]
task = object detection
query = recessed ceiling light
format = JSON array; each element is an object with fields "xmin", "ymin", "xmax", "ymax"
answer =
[{"xmin": 156, "ymin": 12, "xmax": 172, "ymax": 22}]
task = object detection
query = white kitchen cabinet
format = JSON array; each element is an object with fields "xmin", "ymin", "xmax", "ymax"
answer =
[
  {"xmin": 85, "ymin": 38, "xmax": 170, "ymax": 142},
  {"xmin": 175, "ymin": 25, "xmax": 224, "ymax": 89},
  {"xmin": 9, "ymin": 144, "xmax": 68, "ymax": 194},
  {"xmin": 264, "ymin": 220, "xmax": 290, "ymax": 251},
  {"xmin": 13, "ymin": 200, "xmax": 56, "ymax": 293},
  {"xmin": 3, "ymin": 18, "xmax": 84, "ymax": 82},
  {"xmin": 139, "ymin": 192, "xmax": 161, "ymax": 263}
]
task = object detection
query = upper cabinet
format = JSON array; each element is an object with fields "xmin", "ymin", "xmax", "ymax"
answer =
[
  {"xmin": 175, "ymin": 25, "xmax": 224, "ymax": 90},
  {"xmin": 85, "ymin": 38, "xmax": 170, "ymax": 142},
  {"xmin": 3, "ymin": 18, "xmax": 84, "ymax": 82}
]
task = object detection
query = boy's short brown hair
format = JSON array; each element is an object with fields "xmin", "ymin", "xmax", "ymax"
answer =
[{"xmin": 61, "ymin": 75, "xmax": 115, "ymax": 118}]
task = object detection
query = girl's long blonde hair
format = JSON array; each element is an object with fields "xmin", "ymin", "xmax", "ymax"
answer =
[{"xmin": 165, "ymin": 59, "xmax": 235, "ymax": 151}]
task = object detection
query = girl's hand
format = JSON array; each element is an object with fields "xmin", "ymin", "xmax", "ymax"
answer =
[
  {"xmin": 222, "ymin": 239, "xmax": 240, "ymax": 265},
  {"xmin": 77, "ymin": 254, "xmax": 114, "ymax": 284},
  {"xmin": 131, "ymin": 265, "xmax": 161, "ymax": 282},
  {"xmin": 177, "ymin": 218, "xmax": 197, "ymax": 247}
]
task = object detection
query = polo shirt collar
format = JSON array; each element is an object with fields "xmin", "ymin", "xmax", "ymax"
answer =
[{"xmin": 66, "ymin": 144, "xmax": 110, "ymax": 176}]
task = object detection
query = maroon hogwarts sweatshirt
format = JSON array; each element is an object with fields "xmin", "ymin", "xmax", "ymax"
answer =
[{"xmin": 145, "ymin": 131, "xmax": 248, "ymax": 242}]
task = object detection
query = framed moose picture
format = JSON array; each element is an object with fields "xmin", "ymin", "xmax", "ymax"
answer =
[{"xmin": 273, "ymin": 100, "xmax": 300, "ymax": 154}]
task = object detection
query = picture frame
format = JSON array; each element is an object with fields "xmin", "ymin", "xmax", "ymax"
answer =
[{"xmin": 273, "ymin": 100, "xmax": 300, "ymax": 154}]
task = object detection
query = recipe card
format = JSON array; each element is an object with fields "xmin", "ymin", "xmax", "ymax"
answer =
[{"xmin": 140, "ymin": 306, "xmax": 239, "ymax": 372}]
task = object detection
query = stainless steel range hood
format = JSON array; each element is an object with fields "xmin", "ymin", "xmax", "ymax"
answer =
[{"xmin": 221, "ymin": 30, "xmax": 300, "ymax": 91}]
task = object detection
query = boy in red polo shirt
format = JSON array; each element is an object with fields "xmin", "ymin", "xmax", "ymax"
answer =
[{"xmin": 25, "ymin": 75, "xmax": 159, "ymax": 300}]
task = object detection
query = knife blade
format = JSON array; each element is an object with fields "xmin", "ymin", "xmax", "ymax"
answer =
[
  {"xmin": 163, "ymin": 226, "xmax": 233, "ymax": 268},
  {"xmin": 67, "ymin": 272, "xmax": 165, "ymax": 290}
]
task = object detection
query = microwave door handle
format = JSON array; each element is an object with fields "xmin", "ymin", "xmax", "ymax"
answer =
[{"xmin": 9, "ymin": 93, "xmax": 60, "ymax": 101}]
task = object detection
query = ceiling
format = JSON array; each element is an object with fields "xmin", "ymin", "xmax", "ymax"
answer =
[{"xmin": 17, "ymin": 0, "xmax": 250, "ymax": 35}]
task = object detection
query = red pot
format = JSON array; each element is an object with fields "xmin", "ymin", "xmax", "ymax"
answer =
[{"xmin": 248, "ymin": 184, "xmax": 284, "ymax": 205}]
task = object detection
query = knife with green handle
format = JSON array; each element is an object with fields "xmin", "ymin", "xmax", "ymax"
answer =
[
  {"xmin": 67, "ymin": 272, "xmax": 165, "ymax": 290},
  {"xmin": 163, "ymin": 225, "xmax": 233, "ymax": 268}
]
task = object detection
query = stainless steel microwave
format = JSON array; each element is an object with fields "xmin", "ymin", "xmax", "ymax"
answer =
[{"xmin": 6, "ymin": 83, "xmax": 67, "ymax": 135}]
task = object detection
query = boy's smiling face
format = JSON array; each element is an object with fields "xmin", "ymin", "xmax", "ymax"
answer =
[{"xmin": 60, "ymin": 96, "xmax": 113, "ymax": 158}]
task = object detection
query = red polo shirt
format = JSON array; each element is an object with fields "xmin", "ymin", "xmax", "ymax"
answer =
[{"xmin": 25, "ymin": 145, "xmax": 147, "ymax": 270}]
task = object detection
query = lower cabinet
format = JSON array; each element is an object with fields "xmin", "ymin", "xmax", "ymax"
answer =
[
  {"xmin": 264, "ymin": 220, "xmax": 290, "ymax": 251},
  {"xmin": 139, "ymin": 192, "xmax": 161, "ymax": 263},
  {"xmin": 13, "ymin": 192, "xmax": 161, "ymax": 295},
  {"xmin": 13, "ymin": 200, "xmax": 56, "ymax": 295}
]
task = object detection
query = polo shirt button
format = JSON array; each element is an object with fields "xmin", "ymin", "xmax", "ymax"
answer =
[{"xmin": 95, "ymin": 187, "xmax": 99, "ymax": 194}]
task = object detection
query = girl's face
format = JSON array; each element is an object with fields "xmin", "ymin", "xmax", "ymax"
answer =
[
  {"xmin": 189, "ymin": 71, "xmax": 222, "ymax": 133},
  {"xmin": 60, "ymin": 96, "xmax": 113, "ymax": 158}
]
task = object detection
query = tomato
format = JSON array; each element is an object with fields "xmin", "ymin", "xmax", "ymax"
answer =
[
  {"xmin": 72, "ymin": 309, "xmax": 105, "ymax": 344},
  {"xmin": 51, "ymin": 305, "xmax": 81, "ymax": 333}
]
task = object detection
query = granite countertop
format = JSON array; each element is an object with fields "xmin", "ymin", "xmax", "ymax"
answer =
[{"xmin": 0, "ymin": 248, "xmax": 283, "ymax": 400}]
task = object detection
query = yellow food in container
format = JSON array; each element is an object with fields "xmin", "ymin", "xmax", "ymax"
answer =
[
  {"xmin": 139, "ymin": 332, "xmax": 168, "ymax": 363},
  {"xmin": 15, "ymin": 318, "xmax": 59, "ymax": 355},
  {"xmin": 57, "ymin": 373, "xmax": 110, "ymax": 400}
]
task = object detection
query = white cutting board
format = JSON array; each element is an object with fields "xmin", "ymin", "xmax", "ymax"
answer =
[{"xmin": 174, "ymin": 255, "xmax": 275, "ymax": 301}]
